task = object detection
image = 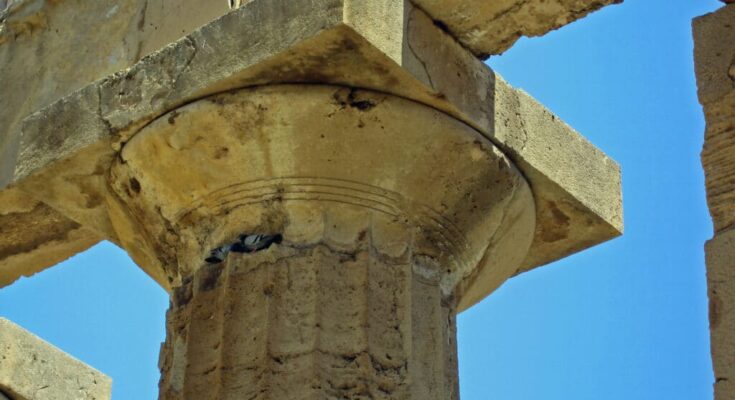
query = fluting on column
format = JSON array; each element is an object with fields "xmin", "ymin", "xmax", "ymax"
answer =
[
  {"xmin": 159, "ymin": 211, "xmax": 459, "ymax": 400},
  {"xmin": 107, "ymin": 84, "xmax": 536, "ymax": 399}
]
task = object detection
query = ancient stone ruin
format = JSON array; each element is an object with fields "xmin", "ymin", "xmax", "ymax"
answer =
[
  {"xmin": 694, "ymin": 3, "xmax": 735, "ymax": 400},
  {"xmin": 0, "ymin": 0, "xmax": 627, "ymax": 398}
]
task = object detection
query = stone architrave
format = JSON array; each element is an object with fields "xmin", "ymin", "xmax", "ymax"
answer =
[
  {"xmin": 0, "ymin": 318, "xmax": 112, "ymax": 400},
  {"xmin": 0, "ymin": 0, "xmax": 623, "ymax": 398}
]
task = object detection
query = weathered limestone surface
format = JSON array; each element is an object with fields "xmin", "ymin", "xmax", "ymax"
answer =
[
  {"xmin": 113, "ymin": 85, "xmax": 535, "ymax": 397},
  {"xmin": 0, "ymin": 0, "xmax": 134, "ymax": 284},
  {"xmin": 107, "ymin": 84, "xmax": 536, "ymax": 308},
  {"xmin": 694, "ymin": 5, "xmax": 735, "ymax": 400},
  {"xmin": 0, "ymin": 0, "xmax": 625, "ymax": 398},
  {"xmin": 1, "ymin": 0, "xmax": 622, "ymax": 300},
  {"xmin": 0, "ymin": 0, "xmax": 147, "ymax": 285},
  {"xmin": 694, "ymin": 5, "xmax": 735, "ymax": 234},
  {"xmin": 229, "ymin": 0, "xmax": 621, "ymax": 58},
  {"xmin": 160, "ymin": 232, "xmax": 460, "ymax": 399},
  {"xmin": 0, "ymin": 0, "xmax": 233, "ymax": 286},
  {"xmin": 0, "ymin": 0, "xmax": 230, "ymax": 186},
  {"xmin": 412, "ymin": 0, "xmax": 621, "ymax": 57},
  {"xmin": 707, "ymin": 228, "xmax": 735, "ymax": 400},
  {"xmin": 0, "ymin": 189, "xmax": 98, "ymax": 287},
  {"xmin": 0, "ymin": 318, "xmax": 111, "ymax": 400}
]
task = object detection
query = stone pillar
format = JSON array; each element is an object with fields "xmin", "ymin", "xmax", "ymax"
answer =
[
  {"xmin": 105, "ymin": 85, "xmax": 535, "ymax": 398},
  {"xmin": 0, "ymin": 1, "xmax": 624, "ymax": 398},
  {"xmin": 159, "ymin": 223, "xmax": 460, "ymax": 399},
  {"xmin": 694, "ymin": 4, "xmax": 735, "ymax": 399}
]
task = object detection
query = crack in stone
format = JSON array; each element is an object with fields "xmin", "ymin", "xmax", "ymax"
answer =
[
  {"xmin": 96, "ymin": 83, "xmax": 114, "ymax": 137},
  {"xmin": 406, "ymin": 12, "xmax": 436, "ymax": 91}
]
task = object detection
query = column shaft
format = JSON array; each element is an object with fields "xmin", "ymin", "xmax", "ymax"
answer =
[{"xmin": 159, "ymin": 241, "xmax": 458, "ymax": 400}]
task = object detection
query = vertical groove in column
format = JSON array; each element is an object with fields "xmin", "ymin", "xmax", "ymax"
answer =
[
  {"xmin": 220, "ymin": 256, "xmax": 271, "ymax": 399},
  {"xmin": 269, "ymin": 246, "xmax": 319, "ymax": 399},
  {"xmin": 443, "ymin": 303, "xmax": 460, "ymax": 400},
  {"xmin": 367, "ymin": 255, "xmax": 411, "ymax": 398},
  {"xmin": 313, "ymin": 247, "xmax": 325, "ymax": 399},
  {"xmin": 184, "ymin": 263, "xmax": 226, "ymax": 400},
  {"xmin": 315, "ymin": 245, "xmax": 370, "ymax": 398}
]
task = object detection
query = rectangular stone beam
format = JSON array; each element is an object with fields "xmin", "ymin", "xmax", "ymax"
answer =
[
  {"xmin": 0, "ymin": 188, "xmax": 99, "ymax": 287},
  {"xmin": 694, "ymin": 5, "xmax": 735, "ymax": 399},
  {"xmin": 1, "ymin": 0, "xmax": 622, "ymax": 308},
  {"xmin": 230, "ymin": 0, "xmax": 622, "ymax": 58},
  {"xmin": 412, "ymin": 0, "xmax": 622, "ymax": 57},
  {"xmin": 0, "ymin": 0, "xmax": 233, "ymax": 286},
  {"xmin": 0, "ymin": 318, "xmax": 111, "ymax": 400}
]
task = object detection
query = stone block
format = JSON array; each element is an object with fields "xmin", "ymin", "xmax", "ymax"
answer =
[
  {"xmin": 695, "ymin": 6, "xmax": 735, "ymax": 400},
  {"xmin": 0, "ymin": 318, "xmax": 111, "ymax": 400},
  {"xmin": 412, "ymin": 0, "xmax": 622, "ymax": 57},
  {"xmin": 0, "ymin": 188, "xmax": 99, "ymax": 287},
  {"xmin": 0, "ymin": 0, "xmax": 622, "ymax": 309},
  {"xmin": 707, "ymin": 227, "xmax": 735, "ymax": 400},
  {"xmin": 694, "ymin": 5, "xmax": 735, "ymax": 233}
]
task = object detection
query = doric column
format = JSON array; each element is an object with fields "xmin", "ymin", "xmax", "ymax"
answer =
[
  {"xmin": 0, "ymin": 1, "xmax": 623, "ymax": 398},
  {"xmin": 106, "ymin": 85, "xmax": 535, "ymax": 398},
  {"xmin": 159, "ymin": 221, "xmax": 461, "ymax": 399}
]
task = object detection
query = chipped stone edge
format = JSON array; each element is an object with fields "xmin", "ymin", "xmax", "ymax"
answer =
[
  {"xmin": 0, "ymin": 318, "xmax": 112, "ymax": 400},
  {"xmin": 4, "ymin": 0, "xmax": 622, "ymax": 297}
]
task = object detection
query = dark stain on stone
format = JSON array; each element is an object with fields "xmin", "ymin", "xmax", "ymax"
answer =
[
  {"xmin": 333, "ymin": 89, "xmax": 377, "ymax": 112},
  {"xmin": 433, "ymin": 19, "xmax": 450, "ymax": 33},
  {"xmin": 199, "ymin": 263, "xmax": 224, "ymax": 292},
  {"xmin": 214, "ymin": 147, "xmax": 229, "ymax": 160},
  {"xmin": 173, "ymin": 280, "xmax": 193, "ymax": 307},
  {"xmin": 263, "ymin": 282, "xmax": 274, "ymax": 297},
  {"xmin": 0, "ymin": 203, "xmax": 82, "ymax": 260},
  {"xmin": 540, "ymin": 201, "xmax": 571, "ymax": 243},
  {"xmin": 348, "ymin": 89, "xmax": 376, "ymax": 111},
  {"xmin": 550, "ymin": 202, "xmax": 570, "ymax": 225},
  {"xmin": 130, "ymin": 177, "xmax": 141, "ymax": 194},
  {"xmin": 167, "ymin": 110, "xmax": 180, "ymax": 125}
]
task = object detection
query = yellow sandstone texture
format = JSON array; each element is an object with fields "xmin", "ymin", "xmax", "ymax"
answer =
[
  {"xmin": 694, "ymin": 4, "xmax": 735, "ymax": 400},
  {"xmin": 126, "ymin": 85, "xmax": 534, "ymax": 399},
  {"xmin": 0, "ymin": 318, "xmax": 111, "ymax": 400},
  {"xmin": 1, "ymin": 0, "xmax": 622, "ymax": 295},
  {"xmin": 0, "ymin": 0, "xmax": 623, "ymax": 398}
]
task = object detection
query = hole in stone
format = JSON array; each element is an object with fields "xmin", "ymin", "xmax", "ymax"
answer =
[
  {"xmin": 204, "ymin": 233, "xmax": 283, "ymax": 264},
  {"xmin": 433, "ymin": 19, "xmax": 450, "ymax": 33},
  {"xmin": 129, "ymin": 177, "xmax": 141, "ymax": 194}
]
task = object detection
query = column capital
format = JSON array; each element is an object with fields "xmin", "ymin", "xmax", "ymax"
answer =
[
  {"xmin": 106, "ymin": 84, "xmax": 536, "ymax": 308},
  {"xmin": 0, "ymin": 0, "xmax": 622, "ymax": 305}
]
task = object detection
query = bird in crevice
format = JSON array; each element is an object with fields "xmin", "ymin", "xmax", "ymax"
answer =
[{"xmin": 205, "ymin": 233, "xmax": 283, "ymax": 264}]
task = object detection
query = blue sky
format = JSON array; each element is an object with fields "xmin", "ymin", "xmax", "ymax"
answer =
[{"xmin": 0, "ymin": 1, "xmax": 724, "ymax": 399}]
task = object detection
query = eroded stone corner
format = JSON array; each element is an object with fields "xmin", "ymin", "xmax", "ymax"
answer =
[{"xmin": 0, "ymin": 318, "xmax": 112, "ymax": 400}]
